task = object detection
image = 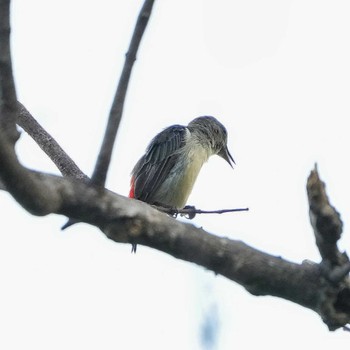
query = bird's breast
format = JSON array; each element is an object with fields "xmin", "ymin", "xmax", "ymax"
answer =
[{"xmin": 155, "ymin": 141, "xmax": 211, "ymax": 208}]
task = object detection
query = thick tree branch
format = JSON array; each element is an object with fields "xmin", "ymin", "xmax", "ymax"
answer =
[
  {"xmin": 91, "ymin": 0, "xmax": 155, "ymax": 187},
  {"xmin": 0, "ymin": 130, "xmax": 349, "ymax": 330},
  {"xmin": 0, "ymin": 131, "xmax": 61, "ymax": 214}
]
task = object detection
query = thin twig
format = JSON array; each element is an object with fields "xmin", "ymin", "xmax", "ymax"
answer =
[
  {"xmin": 91, "ymin": 0, "xmax": 155, "ymax": 187},
  {"xmin": 187, "ymin": 208, "xmax": 249, "ymax": 215},
  {"xmin": 17, "ymin": 103, "xmax": 89, "ymax": 181},
  {"xmin": 154, "ymin": 205, "xmax": 249, "ymax": 219},
  {"xmin": 62, "ymin": 0, "xmax": 155, "ymax": 229}
]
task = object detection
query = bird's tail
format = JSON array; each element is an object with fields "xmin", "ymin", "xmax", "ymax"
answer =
[
  {"xmin": 129, "ymin": 176, "xmax": 137, "ymax": 253},
  {"xmin": 129, "ymin": 176, "xmax": 135, "ymax": 198}
]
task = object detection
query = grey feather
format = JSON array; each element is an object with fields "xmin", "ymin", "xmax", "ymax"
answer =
[{"xmin": 132, "ymin": 125, "xmax": 188, "ymax": 204}]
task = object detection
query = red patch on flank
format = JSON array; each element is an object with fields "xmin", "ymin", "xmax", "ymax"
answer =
[{"xmin": 129, "ymin": 176, "xmax": 135, "ymax": 198}]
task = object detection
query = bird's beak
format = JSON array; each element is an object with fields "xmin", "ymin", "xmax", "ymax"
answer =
[{"xmin": 219, "ymin": 146, "xmax": 235, "ymax": 168}]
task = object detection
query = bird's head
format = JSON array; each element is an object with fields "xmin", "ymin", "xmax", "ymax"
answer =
[{"xmin": 188, "ymin": 116, "xmax": 235, "ymax": 167}]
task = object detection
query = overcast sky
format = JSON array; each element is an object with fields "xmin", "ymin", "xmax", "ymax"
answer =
[{"xmin": 1, "ymin": 1, "xmax": 350, "ymax": 349}]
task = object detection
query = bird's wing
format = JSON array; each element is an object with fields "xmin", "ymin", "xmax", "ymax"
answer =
[{"xmin": 131, "ymin": 125, "xmax": 188, "ymax": 203}]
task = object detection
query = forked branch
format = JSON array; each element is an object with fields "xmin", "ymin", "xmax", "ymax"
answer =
[{"xmin": 17, "ymin": 103, "xmax": 88, "ymax": 181}]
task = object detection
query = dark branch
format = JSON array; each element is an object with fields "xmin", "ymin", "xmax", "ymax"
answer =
[
  {"xmin": 0, "ymin": 3, "xmax": 87, "ymax": 183},
  {"xmin": 0, "ymin": 0, "xmax": 20, "ymax": 143},
  {"xmin": 0, "ymin": 177, "xmax": 6, "ymax": 191},
  {"xmin": 307, "ymin": 164, "xmax": 345, "ymax": 266},
  {"xmin": 155, "ymin": 205, "xmax": 249, "ymax": 219},
  {"xmin": 0, "ymin": 128, "xmax": 60, "ymax": 214},
  {"xmin": 17, "ymin": 102, "xmax": 89, "ymax": 181},
  {"xmin": 306, "ymin": 164, "xmax": 350, "ymax": 329},
  {"xmin": 91, "ymin": 0, "xmax": 155, "ymax": 187},
  {"xmin": 328, "ymin": 262, "xmax": 350, "ymax": 284}
]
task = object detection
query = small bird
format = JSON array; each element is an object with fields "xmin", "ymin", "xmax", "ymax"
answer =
[{"xmin": 129, "ymin": 116, "xmax": 234, "ymax": 252}]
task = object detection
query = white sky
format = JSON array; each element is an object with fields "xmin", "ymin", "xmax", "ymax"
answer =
[{"xmin": 1, "ymin": 0, "xmax": 350, "ymax": 349}]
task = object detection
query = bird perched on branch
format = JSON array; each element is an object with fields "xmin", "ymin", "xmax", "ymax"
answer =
[{"xmin": 129, "ymin": 116, "xmax": 235, "ymax": 252}]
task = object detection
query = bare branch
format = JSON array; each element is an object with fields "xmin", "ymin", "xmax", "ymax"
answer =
[
  {"xmin": 91, "ymin": 0, "xmax": 155, "ymax": 187},
  {"xmin": 306, "ymin": 164, "xmax": 350, "ymax": 329},
  {"xmin": 0, "ymin": 0, "xmax": 20, "ymax": 143},
  {"xmin": 155, "ymin": 205, "xmax": 249, "ymax": 219},
  {"xmin": 0, "ymin": 2, "xmax": 87, "ymax": 183},
  {"xmin": 307, "ymin": 164, "xmax": 345, "ymax": 266},
  {"xmin": 17, "ymin": 102, "xmax": 89, "ymax": 181}
]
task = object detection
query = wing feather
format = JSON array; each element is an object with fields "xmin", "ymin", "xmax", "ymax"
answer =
[{"xmin": 132, "ymin": 125, "xmax": 188, "ymax": 204}]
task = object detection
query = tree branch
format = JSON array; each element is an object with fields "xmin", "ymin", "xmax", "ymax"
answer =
[
  {"xmin": 306, "ymin": 164, "xmax": 350, "ymax": 329},
  {"xmin": 0, "ymin": 0, "xmax": 20, "ymax": 143},
  {"xmin": 0, "ymin": 1, "xmax": 88, "ymax": 189},
  {"xmin": 155, "ymin": 205, "xmax": 249, "ymax": 219},
  {"xmin": 307, "ymin": 164, "xmax": 348, "ymax": 268},
  {"xmin": 17, "ymin": 102, "xmax": 89, "ymax": 181},
  {"xmin": 0, "ymin": 129, "xmax": 349, "ymax": 330},
  {"xmin": 91, "ymin": 0, "xmax": 155, "ymax": 187},
  {"xmin": 0, "ymin": 177, "xmax": 6, "ymax": 191}
]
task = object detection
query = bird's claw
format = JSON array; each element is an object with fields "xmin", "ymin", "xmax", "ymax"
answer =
[{"xmin": 181, "ymin": 205, "xmax": 196, "ymax": 219}]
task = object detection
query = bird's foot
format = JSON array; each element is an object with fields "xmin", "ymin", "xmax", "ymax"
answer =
[{"xmin": 181, "ymin": 205, "xmax": 196, "ymax": 219}]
